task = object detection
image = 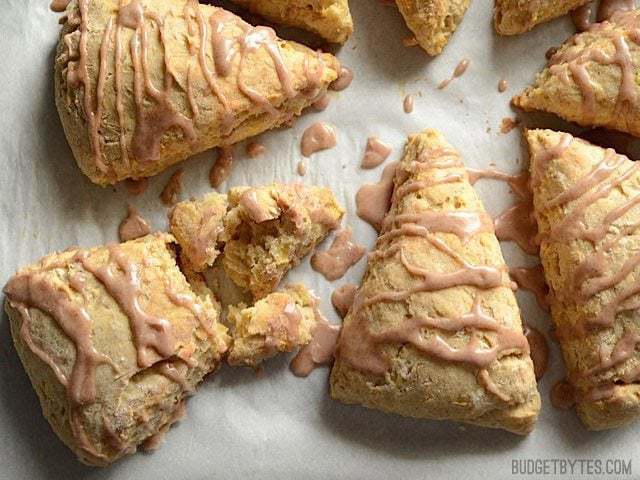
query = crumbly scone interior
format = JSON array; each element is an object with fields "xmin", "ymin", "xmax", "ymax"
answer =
[
  {"xmin": 330, "ymin": 129, "xmax": 540, "ymax": 435},
  {"xmin": 55, "ymin": 0, "xmax": 339, "ymax": 185},
  {"xmin": 494, "ymin": 0, "xmax": 591, "ymax": 35},
  {"xmin": 229, "ymin": 0, "xmax": 353, "ymax": 44},
  {"xmin": 527, "ymin": 128, "xmax": 640, "ymax": 430},
  {"xmin": 170, "ymin": 192, "xmax": 228, "ymax": 272},
  {"xmin": 3, "ymin": 233, "xmax": 231, "ymax": 466},
  {"xmin": 513, "ymin": 11, "xmax": 640, "ymax": 137},
  {"xmin": 220, "ymin": 183, "xmax": 344, "ymax": 300},
  {"xmin": 226, "ymin": 284, "xmax": 319, "ymax": 367},
  {"xmin": 395, "ymin": 0, "xmax": 470, "ymax": 56}
]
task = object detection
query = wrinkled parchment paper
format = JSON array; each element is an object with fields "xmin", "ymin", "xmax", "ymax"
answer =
[{"xmin": 1, "ymin": 1, "xmax": 638, "ymax": 479}]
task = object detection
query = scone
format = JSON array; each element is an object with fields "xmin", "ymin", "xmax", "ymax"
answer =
[
  {"xmin": 229, "ymin": 0, "xmax": 353, "ymax": 44},
  {"xmin": 494, "ymin": 0, "xmax": 591, "ymax": 35},
  {"xmin": 513, "ymin": 12, "xmax": 640, "ymax": 136},
  {"xmin": 330, "ymin": 129, "xmax": 541, "ymax": 435},
  {"xmin": 227, "ymin": 284, "xmax": 318, "ymax": 367},
  {"xmin": 170, "ymin": 192, "xmax": 228, "ymax": 272},
  {"xmin": 3, "ymin": 233, "xmax": 230, "ymax": 466},
  {"xmin": 54, "ymin": 0, "xmax": 339, "ymax": 185},
  {"xmin": 395, "ymin": 0, "xmax": 470, "ymax": 56},
  {"xmin": 221, "ymin": 183, "xmax": 344, "ymax": 299},
  {"xmin": 527, "ymin": 129, "xmax": 640, "ymax": 430}
]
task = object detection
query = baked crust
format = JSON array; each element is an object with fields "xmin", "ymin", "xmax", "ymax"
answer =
[
  {"xmin": 527, "ymin": 129, "xmax": 640, "ymax": 430},
  {"xmin": 55, "ymin": 0, "xmax": 339, "ymax": 185},
  {"xmin": 221, "ymin": 183, "xmax": 344, "ymax": 299},
  {"xmin": 230, "ymin": 0, "xmax": 353, "ymax": 44},
  {"xmin": 170, "ymin": 192, "xmax": 228, "ymax": 272},
  {"xmin": 513, "ymin": 12, "xmax": 640, "ymax": 136},
  {"xmin": 494, "ymin": 0, "xmax": 590, "ymax": 35},
  {"xmin": 227, "ymin": 284, "xmax": 318, "ymax": 367},
  {"xmin": 330, "ymin": 129, "xmax": 540, "ymax": 435},
  {"xmin": 3, "ymin": 233, "xmax": 230, "ymax": 465},
  {"xmin": 395, "ymin": 0, "xmax": 470, "ymax": 56}
]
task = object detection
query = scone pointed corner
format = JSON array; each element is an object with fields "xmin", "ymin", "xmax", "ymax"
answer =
[
  {"xmin": 229, "ymin": 0, "xmax": 353, "ymax": 44},
  {"xmin": 395, "ymin": 0, "xmax": 471, "ymax": 56},
  {"xmin": 513, "ymin": 11, "xmax": 640, "ymax": 137},
  {"xmin": 494, "ymin": 0, "xmax": 591, "ymax": 36},
  {"xmin": 55, "ymin": 0, "xmax": 341, "ymax": 186}
]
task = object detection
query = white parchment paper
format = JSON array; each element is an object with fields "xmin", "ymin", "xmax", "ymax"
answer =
[{"xmin": 1, "ymin": 1, "xmax": 639, "ymax": 479}]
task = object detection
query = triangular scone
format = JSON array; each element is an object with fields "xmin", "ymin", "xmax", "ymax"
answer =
[
  {"xmin": 221, "ymin": 183, "xmax": 344, "ymax": 299},
  {"xmin": 330, "ymin": 129, "xmax": 540, "ymax": 435},
  {"xmin": 227, "ymin": 284, "xmax": 318, "ymax": 367},
  {"xmin": 229, "ymin": 0, "xmax": 353, "ymax": 44},
  {"xmin": 395, "ymin": 0, "xmax": 470, "ymax": 56},
  {"xmin": 494, "ymin": 0, "xmax": 590, "ymax": 35},
  {"xmin": 54, "ymin": 0, "xmax": 339, "ymax": 185},
  {"xmin": 2, "ymin": 233, "xmax": 230, "ymax": 465},
  {"xmin": 170, "ymin": 192, "xmax": 228, "ymax": 272},
  {"xmin": 514, "ymin": 12, "xmax": 640, "ymax": 136},
  {"xmin": 527, "ymin": 129, "xmax": 640, "ymax": 430}
]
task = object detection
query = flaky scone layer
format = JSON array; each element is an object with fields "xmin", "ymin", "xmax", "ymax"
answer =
[
  {"xmin": 221, "ymin": 183, "xmax": 344, "ymax": 299},
  {"xmin": 514, "ymin": 12, "xmax": 640, "ymax": 136},
  {"xmin": 395, "ymin": 0, "xmax": 470, "ymax": 56},
  {"xmin": 3, "ymin": 233, "xmax": 230, "ymax": 465},
  {"xmin": 330, "ymin": 129, "xmax": 540, "ymax": 435},
  {"xmin": 527, "ymin": 129, "xmax": 640, "ymax": 430},
  {"xmin": 230, "ymin": 0, "xmax": 353, "ymax": 43},
  {"xmin": 227, "ymin": 284, "xmax": 318, "ymax": 367},
  {"xmin": 55, "ymin": 0, "xmax": 339, "ymax": 185},
  {"xmin": 494, "ymin": 0, "xmax": 590, "ymax": 35}
]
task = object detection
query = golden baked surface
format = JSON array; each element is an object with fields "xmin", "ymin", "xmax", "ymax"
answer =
[
  {"xmin": 514, "ymin": 12, "xmax": 640, "ymax": 136},
  {"xmin": 55, "ymin": 0, "xmax": 339, "ymax": 185},
  {"xmin": 527, "ymin": 129, "xmax": 640, "ymax": 430},
  {"xmin": 230, "ymin": 0, "xmax": 353, "ymax": 44},
  {"xmin": 170, "ymin": 192, "xmax": 228, "ymax": 272},
  {"xmin": 227, "ymin": 284, "xmax": 318, "ymax": 367},
  {"xmin": 395, "ymin": 0, "xmax": 470, "ymax": 56},
  {"xmin": 221, "ymin": 183, "xmax": 344, "ymax": 299},
  {"xmin": 330, "ymin": 129, "xmax": 540, "ymax": 435},
  {"xmin": 494, "ymin": 0, "xmax": 590, "ymax": 35},
  {"xmin": 3, "ymin": 233, "xmax": 230, "ymax": 465}
]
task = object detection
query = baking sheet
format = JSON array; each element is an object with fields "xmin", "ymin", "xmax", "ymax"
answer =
[{"xmin": 1, "ymin": 1, "xmax": 638, "ymax": 479}]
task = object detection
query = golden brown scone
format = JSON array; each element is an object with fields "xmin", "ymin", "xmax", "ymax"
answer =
[
  {"xmin": 55, "ymin": 0, "xmax": 339, "ymax": 185},
  {"xmin": 3, "ymin": 233, "xmax": 230, "ymax": 466},
  {"xmin": 514, "ymin": 12, "xmax": 640, "ymax": 136},
  {"xmin": 170, "ymin": 192, "xmax": 228, "ymax": 272},
  {"xmin": 221, "ymin": 183, "xmax": 344, "ymax": 299},
  {"xmin": 527, "ymin": 129, "xmax": 640, "ymax": 430},
  {"xmin": 330, "ymin": 129, "xmax": 540, "ymax": 435},
  {"xmin": 227, "ymin": 284, "xmax": 318, "ymax": 367},
  {"xmin": 494, "ymin": 0, "xmax": 590, "ymax": 35},
  {"xmin": 229, "ymin": 0, "xmax": 353, "ymax": 44},
  {"xmin": 395, "ymin": 0, "xmax": 470, "ymax": 56}
]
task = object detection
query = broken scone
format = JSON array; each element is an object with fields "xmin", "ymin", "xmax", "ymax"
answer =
[
  {"xmin": 330, "ymin": 129, "xmax": 541, "ymax": 435},
  {"xmin": 170, "ymin": 192, "xmax": 228, "ymax": 272},
  {"xmin": 54, "ymin": 0, "xmax": 339, "ymax": 185},
  {"xmin": 395, "ymin": 0, "xmax": 470, "ymax": 56},
  {"xmin": 3, "ymin": 233, "xmax": 230, "ymax": 466},
  {"xmin": 227, "ymin": 284, "xmax": 318, "ymax": 367},
  {"xmin": 514, "ymin": 12, "xmax": 640, "ymax": 136},
  {"xmin": 494, "ymin": 0, "xmax": 591, "ymax": 35},
  {"xmin": 229, "ymin": 0, "xmax": 353, "ymax": 44},
  {"xmin": 527, "ymin": 129, "xmax": 640, "ymax": 430},
  {"xmin": 221, "ymin": 183, "xmax": 344, "ymax": 299}
]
